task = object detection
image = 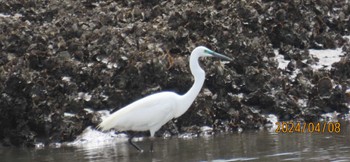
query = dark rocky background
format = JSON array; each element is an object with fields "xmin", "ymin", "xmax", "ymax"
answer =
[{"xmin": 0, "ymin": 0, "xmax": 349, "ymax": 147}]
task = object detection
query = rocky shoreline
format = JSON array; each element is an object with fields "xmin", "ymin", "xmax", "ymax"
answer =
[{"xmin": 0, "ymin": 1, "xmax": 349, "ymax": 147}]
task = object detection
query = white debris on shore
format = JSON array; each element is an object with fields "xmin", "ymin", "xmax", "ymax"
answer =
[{"xmin": 275, "ymin": 48, "xmax": 344, "ymax": 70}]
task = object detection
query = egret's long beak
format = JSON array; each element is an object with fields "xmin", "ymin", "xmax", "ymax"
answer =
[
  {"xmin": 211, "ymin": 52, "xmax": 232, "ymax": 61},
  {"xmin": 204, "ymin": 49, "xmax": 232, "ymax": 61}
]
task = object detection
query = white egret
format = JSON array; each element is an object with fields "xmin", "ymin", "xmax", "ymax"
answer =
[{"xmin": 97, "ymin": 46, "xmax": 232, "ymax": 152}]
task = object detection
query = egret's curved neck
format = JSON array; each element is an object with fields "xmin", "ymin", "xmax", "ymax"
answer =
[{"xmin": 175, "ymin": 53, "xmax": 205, "ymax": 118}]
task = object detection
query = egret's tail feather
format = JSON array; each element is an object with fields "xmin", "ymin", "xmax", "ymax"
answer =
[
  {"xmin": 96, "ymin": 110, "xmax": 124, "ymax": 131},
  {"xmin": 97, "ymin": 118, "xmax": 114, "ymax": 131}
]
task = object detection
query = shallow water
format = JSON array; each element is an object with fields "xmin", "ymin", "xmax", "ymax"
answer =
[{"xmin": 1, "ymin": 122, "xmax": 350, "ymax": 162}]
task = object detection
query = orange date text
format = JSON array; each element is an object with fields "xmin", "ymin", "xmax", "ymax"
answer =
[{"xmin": 275, "ymin": 122, "xmax": 341, "ymax": 133}]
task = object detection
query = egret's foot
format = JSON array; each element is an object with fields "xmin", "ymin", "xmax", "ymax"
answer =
[{"xmin": 128, "ymin": 136, "xmax": 143, "ymax": 152}]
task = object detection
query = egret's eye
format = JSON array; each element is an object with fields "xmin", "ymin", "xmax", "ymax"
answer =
[{"xmin": 204, "ymin": 49, "xmax": 214, "ymax": 55}]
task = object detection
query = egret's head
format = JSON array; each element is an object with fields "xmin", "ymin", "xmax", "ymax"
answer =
[{"xmin": 194, "ymin": 46, "xmax": 232, "ymax": 61}]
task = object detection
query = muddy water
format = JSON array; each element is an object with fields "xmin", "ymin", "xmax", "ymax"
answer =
[{"xmin": 2, "ymin": 122, "xmax": 350, "ymax": 162}]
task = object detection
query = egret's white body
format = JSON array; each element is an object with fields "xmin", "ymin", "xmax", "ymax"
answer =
[
  {"xmin": 97, "ymin": 46, "xmax": 231, "ymax": 151},
  {"xmin": 99, "ymin": 92, "xmax": 180, "ymax": 137}
]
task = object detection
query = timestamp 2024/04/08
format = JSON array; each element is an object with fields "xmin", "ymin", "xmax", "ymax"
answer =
[{"xmin": 275, "ymin": 122, "xmax": 341, "ymax": 133}]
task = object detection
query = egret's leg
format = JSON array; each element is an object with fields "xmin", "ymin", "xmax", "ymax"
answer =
[
  {"xmin": 128, "ymin": 135, "xmax": 143, "ymax": 152},
  {"xmin": 149, "ymin": 130, "xmax": 156, "ymax": 152},
  {"xmin": 150, "ymin": 137, "xmax": 155, "ymax": 152},
  {"xmin": 170, "ymin": 120, "xmax": 179, "ymax": 135}
]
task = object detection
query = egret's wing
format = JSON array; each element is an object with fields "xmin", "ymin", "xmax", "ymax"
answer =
[
  {"xmin": 116, "ymin": 101, "xmax": 174, "ymax": 131},
  {"xmin": 98, "ymin": 92, "xmax": 178, "ymax": 132}
]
